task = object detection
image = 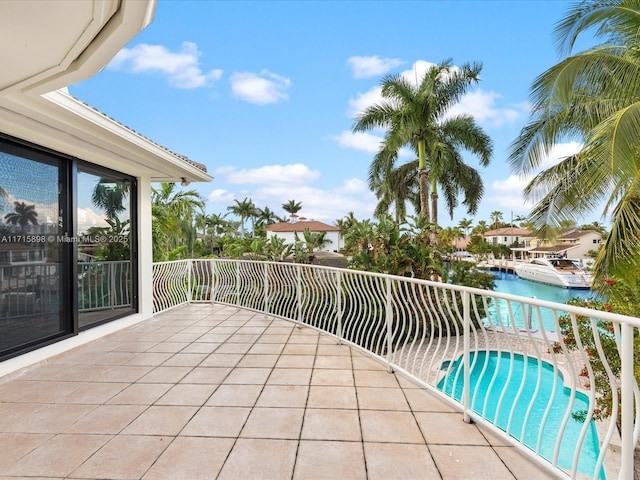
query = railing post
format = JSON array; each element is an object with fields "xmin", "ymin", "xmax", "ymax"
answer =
[
  {"xmin": 210, "ymin": 259, "xmax": 216, "ymax": 304},
  {"xmin": 263, "ymin": 262, "xmax": 269, "ymax": 316},
  {"xmin": 235, "ymin": 261, "xmax": 241, "ymax": 307},
  {"xmin": 296, "ymin": 264, "xmax": 302, "ymax": 324},
  {"xmin": 385, "ymin": 277, "xmax": 394, "ymax": 373},
  {"xmin": 110, "ymin": 262, "xmax": 116, "ymax": 310},
  {"xmin": 336, "ymin": 270, "xmax": 343, "ymax": 345},
  {"xmin": 187, "ymin": 259, "xmax": 192, "ymax": 304},
  {"xmin": 462, "ymin": 290, "xmax": 471, "ymax": 423},
  {"xmin": 619, "ymin": 323, "xmax": 635, "ymax": 480}
]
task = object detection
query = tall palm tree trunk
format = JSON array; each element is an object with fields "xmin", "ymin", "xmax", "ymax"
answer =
[
  {"xmin": 418, "ymin": 140, "xmax": 430, "ymax": 220},
  {"xmin": 430, "ymin": 177, "xmax": 438, "ymax": 226}
]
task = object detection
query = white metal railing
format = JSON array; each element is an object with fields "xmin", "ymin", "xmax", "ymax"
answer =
[
  {"xmin": 0, "ymin": 262, "xmax": 59, "ymax": 318},
  {"xmin": 0, "ymin": 261, "xmax": 131, "ymax": 318},
  {"xmin": 152, "ymin": 258, "xmax": 640, "ymax": 480},
  {"xmin": 78, "ymin": 261, "xmax": 131, "ymax": 312}
]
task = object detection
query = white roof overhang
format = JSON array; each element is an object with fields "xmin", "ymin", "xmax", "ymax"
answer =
[
  {"xmin": 0, "ymin": 0, "xmax": 155, "ymax": 96},
  {"xmin": 0, "ymin": 90, "xmax": 211, "ymax": 183},
  {"xmin": 0, "ymin": 0, "xmax": 212, "ymax": 184}
]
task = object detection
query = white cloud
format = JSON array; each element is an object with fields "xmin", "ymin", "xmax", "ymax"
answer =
[
  {"xmin": 77, "ymin": 207, "xmax": 110, "ymax": 232},
  {"xmin": 335, "ymin": 178, "xmax": 369, "ymax": 195},
  {"xmin": 486, "ymin": 141, "xmax": 584, "ymax": 211},
  {"xmin": 347, "ymin": 60, "xmax": 527, "ymax": 128},
  {"xmin": 217, "ymin": 163, "xmax": 320, "ymax": 185},
  {"xmin": 348, "ymin": 86, "xmax": 383, "ymax": 118},
  {"xmin": 213, "ymin": 166, "xmax": 236, "ymax": 176},
  {"xmin": 333, "ymin": 131, "xmax": 382, "ymax": 153},
  {"xmin": 348, "ymin": 55, "xmax": 404, "ymax": 78},
  {"xmin": 398, "ymin": 60, "xmax": 439, "ymax": 84},
  {"xmin": 205, "ymin": 164, "xmax": 376, "ymax": 223},
  {"xmin": 246, "ymin": 184, "xmax": 376, "ymax": 223},
  {"xmin": 333, "ymin": 130, "xmax": 413, "ymax": 159},
  {"xmin": 541, "ymin": 141, "xmax": 583, "ymax": 169},
  {"xmin": 109, "ymin": 42, "xmax": 223, "ymax": 89},
  {"xmin": 230, "ymin": 70, "xmax": 291, "ymax": 104},
  {"xmin": 447, "ymin": 89, "xmax": 528, "ymax": 127},
  {"xmin": 207, "ymin": 189, "xmax": 234, "ymax": 203}
]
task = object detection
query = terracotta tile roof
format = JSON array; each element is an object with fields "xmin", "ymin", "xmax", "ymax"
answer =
[
  {"xmin": 266, "ymin": 221, "xmax": 340, "ymax": 233},
  {"xmin": 559, "ymin": 229, "xmax": 597, "ymax": 240},
  {"xmin": 482, "ymin": 227, "xmax": 533, "ymax": 236}
]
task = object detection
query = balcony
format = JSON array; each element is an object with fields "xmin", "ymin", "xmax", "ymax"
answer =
[
  {"xmin": 0, "ymin": 258, "xmax": 638, "ymax": 479},
  {"xmin": 0, "ymin": 302, "xmax": 554, "ymax": 479}
]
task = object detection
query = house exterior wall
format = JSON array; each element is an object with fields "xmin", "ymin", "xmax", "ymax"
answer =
[
  {"xmin": 137, "ymin": 176, "xmax": 154, "ymax": 320},
  {"xmin": 560, "ymin": 232, "xmax": 602, "ymax": 259},
  {"xmin": 485, "ymin": 233, "xmax": 521, "ymax": 245},
  {"xmin": 266, "ymin": 230, "xmax": 342, "ymax": 252}
]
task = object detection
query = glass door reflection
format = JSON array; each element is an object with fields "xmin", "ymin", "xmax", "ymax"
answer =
[
  {"xmin": 0, "ymin": 150, "xmax": 65, "ymax": 354},
  {"xmin": 77, "ymin": 168, "xmax": 135, "ymax": 328}
]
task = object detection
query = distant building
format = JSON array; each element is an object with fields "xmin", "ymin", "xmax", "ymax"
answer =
[
  {"xmin": 481, "ymin": 227, "xmax": 533, "ymax": 246},
  {"xmin": 266, "ymin": 221, "xmax": 342, "ymax": 252},
  {"xmin": 480, "ymin": 227, "xmax": 603, "ymax": 260},
  {"xmin": 527, "ymin": 229, "xmax": 602, "ymax": 259}
]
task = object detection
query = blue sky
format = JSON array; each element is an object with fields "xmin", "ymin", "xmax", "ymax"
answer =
[{"xmin": 69, "ymin": 0, "xmax": 599, "ymax": 228}]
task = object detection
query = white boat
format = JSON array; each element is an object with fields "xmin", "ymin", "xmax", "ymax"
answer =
[{"xmin": 514, "ymin": 257, "xmax": 593, "ymax": 289}]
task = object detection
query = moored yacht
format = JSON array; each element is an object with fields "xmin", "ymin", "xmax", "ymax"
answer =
[{"xmin": 514, "ymin": 257, "xmax": 593, "ymax": 289}]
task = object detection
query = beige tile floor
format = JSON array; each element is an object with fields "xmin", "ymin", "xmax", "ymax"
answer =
[{"xmin": 0, "ymin": 304, "xmax": 557, "ymax": 479}]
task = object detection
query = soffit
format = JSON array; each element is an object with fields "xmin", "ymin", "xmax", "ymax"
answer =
[{"xmin": 0, "ymin": 0, "xmax": 155, "ymax": 95}]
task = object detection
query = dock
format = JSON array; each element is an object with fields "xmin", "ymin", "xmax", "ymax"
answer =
[{"xmin": 476, "ymin": 259, "xmax": 518, "ymax": 274}]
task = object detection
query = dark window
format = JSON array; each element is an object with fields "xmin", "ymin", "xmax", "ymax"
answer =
[{"xmin": 0, "ymin": 134, "xmax": 137, "ymax": 360}]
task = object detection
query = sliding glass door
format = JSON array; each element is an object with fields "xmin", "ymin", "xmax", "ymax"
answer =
[
  {"xmin": 0, "ymin": 135, "xmax": 138, "ymax": 360},
  {"xmin": 0, "ymin": 146, "xmax": 68, "ymax": 355},
  {"xmin": 77, "ymin": 166, "xmax": 136, "ymax": 328}
]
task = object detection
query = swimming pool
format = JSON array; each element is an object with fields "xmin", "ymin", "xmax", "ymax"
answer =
[{"xmin": 438, "ymin": 351, "xmax": 604, "ymax": 478}]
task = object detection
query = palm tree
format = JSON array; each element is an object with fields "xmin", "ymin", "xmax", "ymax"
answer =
[
  {"xmin": 580, "ymin": 221, "xmax": 608, "ymax": 235},
  {"xmin": 91, "ymin": 179, "xmax": 129, "ymax": 220},
  {"xmin": 255, "ymin": 206, "xmax": 279, "ymax": 229},
  {"xmin": 370, "ymin": 162, "xmax": 420, "ymax": 225},
  {"xmin": 353, "ymin": 60, "xmax": 492, "ymax": 228},
  {"xmin": 458, "ymin": 217, "xmax": 473, "ymax": 236},
  {"xmin": 473, "ymin": 220, "xmax": 489, "ymax": 235},
  {"xmin": 0, "ymin": 186, "xmax": 8, "ymax": 210},
  {"xmin": 228, "ymin": 197, "xmax": 258, "ymax": 236},
  {"xmin": 151, "ymin": 183, "xmax": 205, "ymax": 260},
  {"xmin": 513, "ymin": 215, "xmax": 528, "ymax": 227},
  {"xmin": 282, "ymin": 200, "xmax": 302, "ymax": 222},
  {"xmin": 337, "ymin": 211, "xmax": 358, "ymax": 236},
  {"xmin": 508, "ymin": 0, "xmax": 640, "ymax": 284},
  {"xmin": 4, "ymin": 201, "xmax": 38, "ymax": 227},
  {"xmin": 203, "ymin": 212, "xmax": 228, "ymax": 253},
  {"xmin": 439, "ymin": 226, "xmax": 463, "ymax": 250},
  {"xmin": 489, "ymin": 211, "xmax": 503, "ymax": 230}
]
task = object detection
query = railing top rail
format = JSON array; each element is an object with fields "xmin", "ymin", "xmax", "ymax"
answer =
[
  {"xmin": 192, "ymin": 257, "xmax": 640, "ymax": 327},
  {"xmin": 78, "ymin": 260, "xmax": 130, "ymax": 265},
  {"xmin": 152, "ymin": 259, "xmax": 193, "ymax": 266}
]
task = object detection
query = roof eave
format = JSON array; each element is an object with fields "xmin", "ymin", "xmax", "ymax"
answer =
[
  {"xmin": 0, "ymin": 90, "xmax": 211, "ymax": 183},
  {"xmin": 4, "ymin": 1, "xmax": 157, "ymax": 96}
]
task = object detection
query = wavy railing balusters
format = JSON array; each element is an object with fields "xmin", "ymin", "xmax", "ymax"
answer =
[{"xmin": 153, "ymin": 258, "xmax": 640, "ymax": 480}]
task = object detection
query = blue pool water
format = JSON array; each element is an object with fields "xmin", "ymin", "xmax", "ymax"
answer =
[
  {"xmin": 486, "ymin": 273, "xmax": 601, "ymax": 332},
  {"xmin": 492, "ymin": 272, "xmax": 598, "ymax": 303},
  {"xmin": 438, "ymin": 351, "xmax": 604, "ymax": 478}
]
